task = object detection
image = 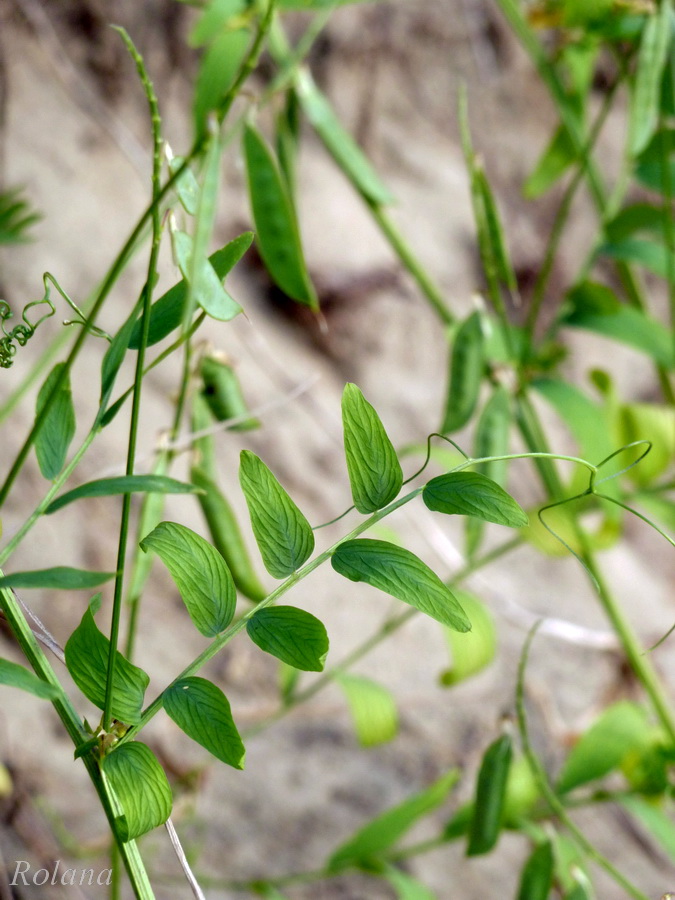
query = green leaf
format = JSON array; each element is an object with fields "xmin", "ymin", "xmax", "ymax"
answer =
[
  {"xmin": 34, "ymin": 363, "xmax": 76, "ymax": 480},
  {"xmin": 243, "ymin": 122, "xmax": 318, "ymax": 309},
  {"xmin": 523, "ymin": 126, "xmax": 574, "ymax": 202},
  {"xmin": 0, "ymin": 186, "xmax": 41, "ymax": 244},
  {"xmin": 193, "ymin": 28, "xmax": 251, "ymax": 136},
  {"xmin": 467, "ymin": 734, "xmax": 512, "ymax": 856},
  {"xmin": 247, "ymin": 606, "xmax": 328, "ymax": 671},
  {"xmin": 200, "ymin": 355, "xmax": 260, "ymax": 429},
  {"xmin": 239, "ymin": 450, "xmax": 314, "ymax": 579},
  {"xmin": 0, "ymin": 567, "xmax": 115, "ymax": 590},
  {"xmin": 65, "ymin": 595, "xmax": 149, "ymax": 724},
  {"xmin": 168, "ymin": 155, "xmax": 200, "ymax": 215},
  {"xmin": 634, "ymin": 127, "xmax": 675, "ymax": 193},
  {"xmin": 46, "ymin": 475, "xmax": 201, "ymax": 515},
  {"xmin": 423, "ymin": 472, "xmax": 527, "ymax": 527},
  {"xmin": 295, "ymin": 69, "xmax": 394, "ymax": 206},
  {"xmin": 619, "ymin": 795, "xmax": 675, "ymax": 864},
  {"xmin": 140, "ymin": 521, "xmax": 236, "ymax": 636},
  {"xmin": 628, "ymin": 2, "xmax": 672, "ymax": 156},
  {"xmin": 102, "ymin": 742, "xmax": 172, "ymax": 841},
  {"xmin": 385, "ymin": 867, "xmax": 437, "ymax": 900},
  {"xmin": 100, "ymin": 308, "xmax": 139, "ymax": 409},
  {"xmin": 328, "ymin": 769, "xmax": 459, "ymax": 872},
  {"xmin": 164, "ymin": 676, "xmax": 245, "ymax": 769},
  {"xmin": 557, "ymin": 701, "xmax": 651, "ymax": 793},
  {"xmin": 562, "ymin": 281, "xmax": 674, "ymax": 367},
  {"xmin": 440, "ymin": 591, "xmax": 496, "ymax": 686},
  {"xmin": 189, "ymin": 0, "xmax": 246, "ymax": 47},
  {"xmin": 172, "ymin": 229, "xmax": 242, "ymax": 322},
  {"xmin": 598, "ymin": 238, "xmax": 675, "ymax": 281},
  {"xmin": 337, "ymin": 673, "xmax": 398, "ymax": 747},
  {"xmin": 0, "ymin": 658, "xmax": 59, "ymax": 699},
  {"xmin": 516, "ymin": 841, "xmax": 554, "ymax": 900},
  {"xmin": 128, "ymin": 233, "xmax": 253, "ymax": 348},
  {"xmin": 341, "ymin": 383, "xmax": 402, "ymax": 514},
  {"xmin": 331, "ymin": 539, "xmax": 470, "ymax": 631},
  {"xmin": 619, "ymin": 402, "xmax": 675, "ymax": 486},
  {"xmin": 440, "ymin": 312, "xmax": 484, "ymax": 433},
  {"xmin": 604, "ymin": 202, "xmax": 669, "ymax": 243}
]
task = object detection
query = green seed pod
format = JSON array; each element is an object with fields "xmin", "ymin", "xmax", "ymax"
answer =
[
  {"xmin": 191, "ymin": 465, "xmax": 267, "ymax": 604},
  {"xmin": 467, "ymin": 733, "xmax": 512, "ymax": 856},
  {"xmin": 440, "ymin": 311, "xmax": 484, "ymax": 434},
  {"xmin": 200, "ymin": 354, "xmax": 260, "ymax": 431},
  {"xmin": 517, "ymin": 841, "xmax": 554, "ymax": 900}
]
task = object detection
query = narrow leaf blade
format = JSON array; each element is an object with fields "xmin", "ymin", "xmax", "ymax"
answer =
[
  {"xmin": 0, "ymin": 567, "xmax": 116, "ymax": 590},
  {"xmin": 164, "ymin": 676, "xmax": 245, "ymax": 769},
  {"xmin": 46, "ymin": 475, "xmax": 201, "ymax": 515},
  {"xmin": 0, "ymin": 658, "xmax": 60, "ymax": 699},
  {"xmin": 331, "ymin": 539, "xmax": 470, "ymax": 631},
  {"xmin": 467, "ymin": 734, "xmax": 513, "ymax": 856},
  {"xmin": 35, "ymin": 363, "xmax": 76, "ymax": 480}
]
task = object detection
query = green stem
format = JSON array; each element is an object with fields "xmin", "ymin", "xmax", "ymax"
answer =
[
  {"xmin": 516, "ymin": 625, "xmax": 650, "ymax": 900},
  {"xmin": 103, "ymin": 32, "xmax": 164, "ymax": 731}
]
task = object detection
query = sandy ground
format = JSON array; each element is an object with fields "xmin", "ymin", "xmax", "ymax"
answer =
[{"xmin": 1, "ymin": 2, "xmax": 674, "ymax": 898}]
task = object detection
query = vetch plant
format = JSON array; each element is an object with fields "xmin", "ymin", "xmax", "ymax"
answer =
[{"xmin": 1, "ymin": 0, "xmax": 675, "ymax": 898}]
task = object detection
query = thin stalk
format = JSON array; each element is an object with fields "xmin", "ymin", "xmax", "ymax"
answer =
[
  {"xmin": 103, "ymin": 31, "xmax": 164, "ymax": 731},
  {"xmin": 517, "ymin": 625, "xmax": 650, "ymax": 900},
  {"xmin": 526, "ymin": 73, "xmax": 622, "ymax": 337},
  {"xmin": 243, "ymin": 534, "xmax": 523, "ymax": 739},
  {"xmin": 516, "ymin": 391, "xmax": 675, "ymax": 743}
]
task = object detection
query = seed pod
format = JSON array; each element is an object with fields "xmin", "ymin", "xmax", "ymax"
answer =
[
  {"xmin": 200, "ymin": 354, "xmax": 260, "ymax": 431},
  {"xmin": 440, "ymin": 311, "xmax": 484, "ymax": 434},
  {"xmin": 517, "ymin": 841, "xmax": 554, "ymax": 900},
  {"xmin": 191, "ymin": 465, "xmax": 267, "ymax": 604},
  {"xmin": 467, "ymin": 733, "xmax": 512, "ymax": 856}
]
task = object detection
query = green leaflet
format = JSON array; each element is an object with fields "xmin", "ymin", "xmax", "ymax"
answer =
[
  {"xmin": 247, "ymin": 606, "xmax": 328, "ymax": 671},
  {"xmin": 172, "ymin": 229, "xmax": 242, "ymax": 322},
  {"xmin": 440, "ymin": 312, "xmax": 484, "ymax": 434},
  {"xmin": 295, "ymin": 69, "xmax": 394, "ymax": 206},
  {"xmin": 604, "ymin": 202, "xmax": 670, "ymax": 243},
  {"xmin": 516, "ymin": 841, "xmax": 554, "ymax": 900},
  {"xmin": 385, "ymin": 868, "xmax": 437, "ymax": 900},
  {"xmin": 336, "ymin": 673, "xmax": 398, "ymax": 747},
  {"xmin": 0, "ymin": 658, "xmax": 59, "ymax": 700},
  {"xmin": 34, "ymin": 363, "xmax": 76, "ymax": 480},
  {"xmin": 189, "ymin": 0, "xmax": 246, "ymax": 47},
  {"xmin": 562, "ymin": 280, "xmax": 673, "ymax": 366},
  {"xmin": 102, "ymin": 742, "xmax": 172, "ymax": 841},
  {"xmin": 341, "ymin": 383, "xmax": 402, "ymax": 514},
  {"xmin": 440, "ymin": 591, "xmax": 496, "ymax": 686},
  {"xmin": 599, "ymin": 238, "xmax": 675, "ymax": 281},
  {"xmin": 128, "ymin": 232, "xmax": 253, "ymax": 348},
  {"xmin": 634, "ymin": 127, "xmax": 675, "ymax": 194},
  {"xmin": 524, "ymin": 123, "xmax": 576, "ymax": 199},
  {"xmin": 243, "ymin": 122, "xmax": 318, "ymax": 309},
  {"xmin": 467, "ymin": 734, "xmax": 512, "ymax": 856},
  {"xmin": 0, "ymin": 567, "xmax": 115, "ymax": 590},
  {"xmin": 169, "ymin": 155, "xmax": 200, "ymax": 215},
  {"xmin": 628, "ymin": 2, "xmax": 672, "ymax": 156},
  {"xmin": 331, "ymin": 539, "xmax": 470, "ymax": 632},
  {"xmin": 193, "ymin": 28, "xmax": 251, "ymax": 136},
  {"xmin": 423, "ymin": 472, "xmax": 527, "ymax": 528},
  {"xmin": 65, "ymin": 595, "xmax": 149, "ymax": 724},
  {"xmin": 276, "ymin": 87, "xmax": 301, "ymax": 196},
  {"xmin": 100, "ymin": 307, "xmax": 140, "ymax": 410},
  {"xmin": 619, "ymin": 795, "xmax": 675, "ymax": 865},
  {"xmin": 328, "ymin": 769, "xmax": 459, "ymax": 872},
  {"xmin": 191, "ymin": 465, "xmax": 267, "ymax": 603},
  {"xmin": 46, "ymin": 474, "xmax": 201, "ymax": 515},
  {"xmin": 239, "ymin": 450, "xmax": 315, "ymax": 579},
  {"xmin": 164, "ymin": 676, "xmax": 245, "ymax": 769},
  {"xmin": 557, "ymin": 701, "xmax": 651, "ymax": 794},
  {"xmin": 140, "ymin": 521, "xmax": 236, "ymax": 637}
]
